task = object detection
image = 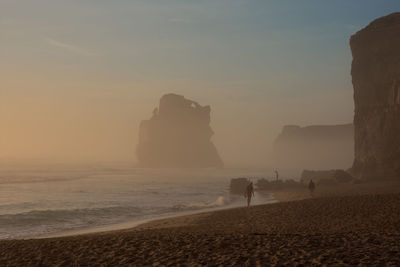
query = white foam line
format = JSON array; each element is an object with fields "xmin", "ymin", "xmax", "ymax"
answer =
[{"xmin": 34, "ymin": 195, "xmax": 277, "ymax": 239}]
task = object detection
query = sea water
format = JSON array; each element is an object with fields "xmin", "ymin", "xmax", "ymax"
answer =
[{"xmin": 0, "ymin": 167, "xmax": 276, "ymax": 239}]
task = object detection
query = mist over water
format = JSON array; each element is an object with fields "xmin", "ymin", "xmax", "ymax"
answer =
[
  {"xmin": 0, "ymin": 166, "xmax": 275, "ymax": 239},
  {"xmin": 4, "ymin": 1, "xmax": 399, "ymax": 247}
]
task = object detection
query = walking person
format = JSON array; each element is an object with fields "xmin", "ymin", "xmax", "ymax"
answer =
[
  {"xmin": 308, "ymin": 179, "xmax": 316, "ymax": 197},
  {"xmin": 245, "ymin": 181, "xmax": 255, "ymax": 207}
]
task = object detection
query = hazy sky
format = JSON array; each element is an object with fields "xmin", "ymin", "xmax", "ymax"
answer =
[{"xmin": 1, "ymin": 1, "xmax": 400, "ymax": 166}]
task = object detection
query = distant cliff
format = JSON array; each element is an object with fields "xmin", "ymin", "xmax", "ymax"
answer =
[
  {"xmin": 273, "ymin": 124, "xmax": 354, "ymax": 174},
  {"xmin": 350, "ymin": 13, "xmax": 400, "ymax": 179},
  {"xmin": 137, "ymin": 94, "xmax": 223, "ymax": 168}
]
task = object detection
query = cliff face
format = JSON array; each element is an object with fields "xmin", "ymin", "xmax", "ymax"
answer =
[
  {"xmin": 273, "ymin": 124, "xmax": 354, "ymax": 174},
  {"xmin": 137, "ymin": 94, "xmax": 223, "ymax": 168},
  {"xmin": 350, "ymin": 13, "xmax": 400, "ymax": 179}
]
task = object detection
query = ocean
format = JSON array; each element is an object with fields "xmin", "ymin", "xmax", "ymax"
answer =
[{"xmin": 0, "ymin": 167, "xmax": 276, "ymax": 239}]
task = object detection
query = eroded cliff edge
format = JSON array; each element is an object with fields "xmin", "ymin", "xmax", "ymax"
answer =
[
  {"xmin": 137, "ymin": 94, "xmax": 223, "ymax": 168},
  {"xmin": 350, "ymin": 13, "xmax": 400, "ymax": 179}
]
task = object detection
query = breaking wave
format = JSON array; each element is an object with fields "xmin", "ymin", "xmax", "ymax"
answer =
[
  {"xmin": 0, "ymin": 196, "xmax": 239, "ymax": 239},
  {"xmin": 0, "ymin": 168, "xmax": 276, "ymax": 239}
]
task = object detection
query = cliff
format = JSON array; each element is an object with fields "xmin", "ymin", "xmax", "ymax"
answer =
[
  {"xmin": 273, "ymin": 124, "xmax": 354, "ymax": 174},
  {"xmin": 350, "ymin": 13, "xmax": 400, "ymax": 179},
  {"xmin": 137, "ymin": 94, "xmax": 223, "ymax": 168}
]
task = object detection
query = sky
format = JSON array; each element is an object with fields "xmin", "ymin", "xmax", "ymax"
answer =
[{"xmin": 1, "ymin": 0, "xmax": 400, "ymax": 166}]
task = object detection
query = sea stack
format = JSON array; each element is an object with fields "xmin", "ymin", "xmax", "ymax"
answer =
[
  {"xmin": 350, "ymin": 13, "xmax": 400, "ymax": 179},
  {"xmin": 273, "ymin": 124, "xmax": 354, "ymax": 174},
  {"xmin": 137, "ymin": 94, "xmax": 223, "ymax": 168}
]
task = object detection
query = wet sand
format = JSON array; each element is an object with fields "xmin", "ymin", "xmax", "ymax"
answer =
[{"xmin": 1, "ymin": 181, "xmax": 400, "ymax": 266}]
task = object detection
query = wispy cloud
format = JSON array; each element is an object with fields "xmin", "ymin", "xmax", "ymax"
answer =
[{"xmin": 46, "ymin": 38, "xmax": 95, "ymax": 56}]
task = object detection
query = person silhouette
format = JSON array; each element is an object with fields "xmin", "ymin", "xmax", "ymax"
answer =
[
  {"xmin": 308, "ymin": 179, "xmax": 316, "ymax": 197},
  {"xmin": 245, "ymin": 181, "xmax": 255, "ymax": 207},
  {"xmin": 274, "ymin": 170, "xmax": 279, "ymax": 181}
]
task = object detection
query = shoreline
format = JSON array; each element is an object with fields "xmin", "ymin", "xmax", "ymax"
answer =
[
  {"xmin": 35, "ymin": 207, "xmax": 236, "ymax": 240},
  {"xmin": 1, "ymin": 180, "xmax": 400, "ymax": 265},
  {"xmin": 31, "ymin": 179, "xmax": 400, "ymax": 239},
  {"xmin": 36, "ymin": 192, "xmax": 277, "ymax": 239},
  {"xmin": 1, "ymin": 190, "xmax": 400, "ymax": 265}
]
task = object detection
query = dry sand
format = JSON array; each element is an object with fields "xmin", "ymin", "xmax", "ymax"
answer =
[{"xmin": 1, "ymin": 181, "xmax": 400, "ymax": 266}]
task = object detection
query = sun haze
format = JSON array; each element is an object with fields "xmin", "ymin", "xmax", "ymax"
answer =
[{"xmin": 1, "ymin": 1, "xmax": 399, "ymax": 167}]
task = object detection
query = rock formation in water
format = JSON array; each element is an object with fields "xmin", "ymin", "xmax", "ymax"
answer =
[
  {"xmin": 229, "ymin": 178, "xmax": 249, "ymax": 194},
  {"xmin": 137, "ymin": 93, "xmax": 223, "ymax": 168},
  {"xmin": 350, "ymin": 13, "xmax": 400, "ymax": 179},
  {"xmin": 273, "ymin": 124, "xmax": 354, "ymax": 174},
  {"xmin": 300, "ymin": 169, "xmax": 354, "ymax": 185}
]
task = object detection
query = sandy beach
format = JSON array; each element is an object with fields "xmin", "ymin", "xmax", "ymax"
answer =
[{"xmin": 1, "ymin": 181, "xmax": 400, "ymax": 266}]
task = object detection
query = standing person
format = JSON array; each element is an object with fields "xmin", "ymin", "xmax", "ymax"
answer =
[
  {"xmin": 274, "ymin": 170, "xmax": 279, "ymax": 181},
  {"xmin": 308, "ymin": 179, "xmax": 316, "ymax": 197},
  {"xmin": 245, "ymin": 181, "xmax": 255, "ymax": 207}
]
